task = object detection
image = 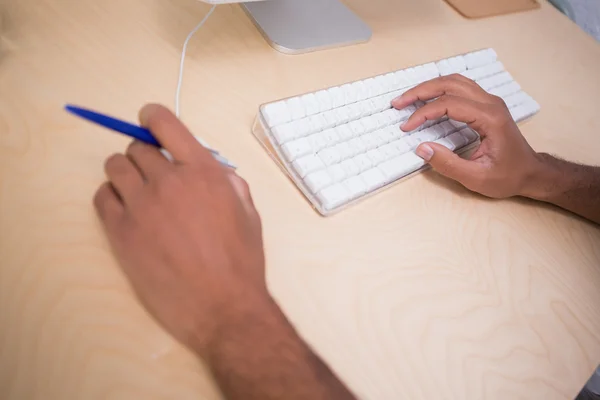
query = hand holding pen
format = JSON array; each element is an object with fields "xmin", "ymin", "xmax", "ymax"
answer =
[{"xmin": 65, "ymin": 104, "xmax": 236, "ymax": 169}]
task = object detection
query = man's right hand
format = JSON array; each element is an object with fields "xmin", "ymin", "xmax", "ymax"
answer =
[{"xmin": 392, "ymin": 74, "xmax": 542, "ymax": 199}]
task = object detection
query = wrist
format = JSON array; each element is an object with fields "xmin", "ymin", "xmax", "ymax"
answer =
[
  {"xmin": 519, "ymin": 153, "xmax": 563, "ymax": 201},
  {"xmin": 190, "ymin": 288, "xmax": 280, "ymax": 358}
]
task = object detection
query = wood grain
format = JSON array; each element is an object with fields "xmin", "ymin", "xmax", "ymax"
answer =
[{"xmin": 1, "ymin": 0, "xmax": 599, "ymax": 399}]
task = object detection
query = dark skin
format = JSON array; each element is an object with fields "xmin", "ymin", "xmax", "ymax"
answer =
[
  {"xmin": 95, "ymin": 104, "xmax": 357, "ymax": 400},
  {"xmin": 94, "ymin": 78, "xmax": 599, "ymax": 400}
]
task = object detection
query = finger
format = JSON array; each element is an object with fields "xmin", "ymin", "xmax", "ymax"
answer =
[
  {"xmin": 139, "ymin": 104, "xmax": 214, "ymax": 165},
  {"xmin": 227, "ymin": 173, "xmax": 259, "ymax": 219},
  {"xmin": 126, "ymin": 140, "xmax": 173, "ymax": 180},
  {"xmin": 228, "ymin": 173, "xmax": 254, "ymax": 205},
  {"xmin": 415, "ymin": 142, "xmax": 485, "ymax": 189},
  {"xmin": 392, "ymin": 75, "xmax": 489, "ymax": 110},
  {"xmin": 104, "ymin": 154, "xmax": 145, "ymax": 203},
  {"xmin": 400, "ymin": 95, "xmax": 488, "ymax": 133},
  {"xmin": 94, "ymin": 182, "xmax": 125, "ymax": 230}
]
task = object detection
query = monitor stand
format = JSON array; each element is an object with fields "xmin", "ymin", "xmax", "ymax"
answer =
[{"xmin": 242, "ymin": 0, "xmax": 372, "ymax": 55}]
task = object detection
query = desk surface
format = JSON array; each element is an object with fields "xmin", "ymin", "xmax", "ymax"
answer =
[{"xmin": 1, "ymin": 0, "xmax": 600, "ymax": 399}]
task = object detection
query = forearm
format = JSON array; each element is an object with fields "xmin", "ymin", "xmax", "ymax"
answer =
[
  {"xmin": 195, "ymin": 293, "xmax": 357, "ymax": 400},
  {"xmin": 522, "ymin": 153, "xmax": 600, "ymax": 224}
]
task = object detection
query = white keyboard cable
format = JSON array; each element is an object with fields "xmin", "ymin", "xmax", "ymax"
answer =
[
  {"xmin": 171, "ymin": 4, "xmax": 236, "ymax": 168},
  {"xmin": 175, "ymin": 4, "xmax": 217, "ymax": 119}
]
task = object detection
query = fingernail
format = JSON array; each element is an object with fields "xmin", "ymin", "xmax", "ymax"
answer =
[
  {"xmin": 415, "ymin": 144, "xmax": 434, "ymax": 161},
  {"xmin": 400, "ymin": 121, "xmax": 408, "ymax": 131}
]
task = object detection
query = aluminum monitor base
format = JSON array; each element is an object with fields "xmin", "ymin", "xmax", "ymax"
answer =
[{"xmin": 242, "ymin": 0, "xmax": 372, "ymax": 55}]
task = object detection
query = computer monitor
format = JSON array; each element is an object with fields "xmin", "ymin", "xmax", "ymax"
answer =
[{"xmin": 200, "ymin": 0, "xmax": 371, "ymax": 54}]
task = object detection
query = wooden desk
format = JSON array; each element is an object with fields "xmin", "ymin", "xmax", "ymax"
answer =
[{"xmin": 1, "ymin": 0, "xmax": 599, "ymax": 398}]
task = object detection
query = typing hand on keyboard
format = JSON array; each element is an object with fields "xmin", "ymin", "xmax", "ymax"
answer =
[{"xmin": 392, "ymin": 74, "xmax": 541, "ymax": 199}]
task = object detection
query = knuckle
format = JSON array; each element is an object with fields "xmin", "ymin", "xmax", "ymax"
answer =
[{"xmin": 489, "ymin": 94, "xmax": 506, "ymax": 106}]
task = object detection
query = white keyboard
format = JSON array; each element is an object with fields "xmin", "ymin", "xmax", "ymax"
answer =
[{"xmin": 252, "ymin": 48, "xmax": 540, "ymax": 216}]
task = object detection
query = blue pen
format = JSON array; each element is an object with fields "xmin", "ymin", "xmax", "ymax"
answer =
[{"xmin": 65, "ymin": 105, "xmax": 235, "ymax": 169}]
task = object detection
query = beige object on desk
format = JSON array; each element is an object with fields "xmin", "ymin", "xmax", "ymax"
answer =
[
  {"xmin": 1, "ymin": 0, "xmax": 600, "ymax": 399},
  {"xmin": 444, "ymin": 0, "xmax": 540, "ymax": 19}
]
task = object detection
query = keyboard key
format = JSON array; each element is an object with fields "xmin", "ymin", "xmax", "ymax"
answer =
[
  {"xmin": 328, "ymin": 87, "xmax": 345, "ymax": 108},
  {"xmin": 360, "ymin": 133, "xmax": 379, "ymax": 151},
  {"xmin": 341, "ymin": 83, "xmax": 357, "ymax": 104},
  {"xmin": 373, "ymin": 129, "xmax": 390, "ymax": 147},
  {"xmin": 404, "ymin": 67, "xmax": 421, "ymax": 85},
  {"xmin": 314, "ymin": 90, "xmax": 333, "ymax": 113},
  {"xmin": 339, "ymin": 158, "xmax": 360, "ymax": 176},
  {"xmin": 286, "ymin": 97, "xmax": 306, "ymax": 120},
  {"xmin": 391, "ymin": 139, "xmax": 411, "ymax": 154},
  {"xmin": 328, "ymin": 164, "xmax": 347, "ymax": 183},
  {"xmin": 363, "ymin": 78, "xmax": 377, "ymax": 98},
  {"xmin": 459, "ymin": 128, "xmax": 479, "ymax": 143},
  {"xmin": 353, "ymin": 81, "xmax": 369, "ymax": 101},
  {"xmin": 319, "ymin": 147, "xmax": 342, "ymax": 166},
  {"xmin": 412, "ymin": 128, "xmax": 438, "ymax": 143},
  {"xmin": 333, "ymin": 106, "xmax": 352, "ymax": 125},
  {"xmin": 490, "ymin": 81, "xmax": 521, "ymax": 98},
  {"xmin": 272, "ymin": 122, "xmax": 297, "ymax": 144},
  {"xmin": 379, "ymin": 152, "xmax": 425, "ymax": 182},
  {"xmin": 436, "ymin": 59, "xmax": 452, "ymax": 76},
  {"xmin": 353, "ymin": 154, "xmax": 373, "ymax": 172},
  {"xmin": 306, "ymin": 114, "xmax": 329, "ymax": 134},
  {"xmin": 304, "ymin": 170, "xmax": 333, "ymax": 193},
  {"xmin": 317, "ymin": 184, "xmax": 351, "ymax": 210},
  {"xmin": 360, "ymin": 115, "xmax": 378, "ymax": 132},
  {"xmin": 379, "ymin": 143, "xmax": 400, "ymax": 159},
  {"xmin": 382, "ymin": 72, "xmax": 397, "ymax": 89},
  {"xmin": 379, "ymin": 126, "xmax": 398, "ymax": 143},
  {"xmin": 370, "ymin": 95, "xmax": 392, "ymax": 113},
  {"xmin": 435, "ymin": 132, "xmax": 467, "ymax": 151},
  {"xmin": 404, "ymin": 135, "xmax": 424, "ymax": 149},
  {"xmin": 263, "ymin": 101, "xmax": 291, "ymax": 127},
  {"xmin": 348, "ymin": 120, "xmax": 366, "ymax": 136},
  {"xmin": 372, "ymin": 112, "xmax": 392, "ymax": 130},
  {"xmin": 293, "ymin": 154, "xmax": 325, "ymax": 178},
  {"xmin": 503, "ymin": 91, "xmax": 529, "ymax": 108},
  {"xmin": 366, "ymin": 148, "xmax": 385, "ymax": 165},
  {"xmin": 438, "ymin": 121, "xmax": 456, "ymax": 136},
  {"xmin": 412, "ymin": 65, "xmax": 429, "ymax": 83},
  {"xmin": 307, "ymin": 132, "xmax": 329, "ymax": 151},
  {"xmin": 300, "ymin": 93, "xmax": 320, "ymax": 116},
  {"xmin": 360, "ymin": 168, "xmax": 387, "ymax": 191},
  {"xmin": 421, "ymin": 62, "xmax": 440, "ymax": 80},
  {"xmin": 347, "ymin": 137, "xmax": 367, "ymax": 156},
  {"xmin": 479, "ymin": 71, "xmax": 513, "ymax": 92},
  {"xmin": 335, "ymin": 124, "xmax": 354, "ymax": 141},
  {"xmin": 343, "ymin": 176, "xmax": 368, "ymax": 199},
  {"xmin": 464, "ymin": 48, "xmax": 497, "ymax": 69},
  {"xmin": 334, "ymin": 142, "xmax": 354, "ymax": 161},
  {"xmin": 346, "ymin": 103, "xmax": 363, "ymax": 120},
  {"xmin": 448, "ymin": 56, "xmax": 467, "ymax": 74},
  {"xmin": 281, "ymin": 137, "xmax": 312, "ymax": 161},
  {"xmin": 322, "ymin": 128, "xmax": 341, "ymax": 146},
  {"xmin": 462, "ymin": 61, "xmax": 505, "ymax": 81},
  {"xmin": 321, "ymin": 111, "xmax": 338, "ymax": 129},
  {"xmin": 394, "ymin": 70, "xmax": 412, "ymax": 89},
  {"xmin": 448, "ymin": 119, "xmax": 467, "ymax": 131}
]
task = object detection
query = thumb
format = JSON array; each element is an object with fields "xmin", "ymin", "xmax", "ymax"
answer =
[{"xmin": 415, "ymin": 142, "xmax": 483, "ymax": 186}]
